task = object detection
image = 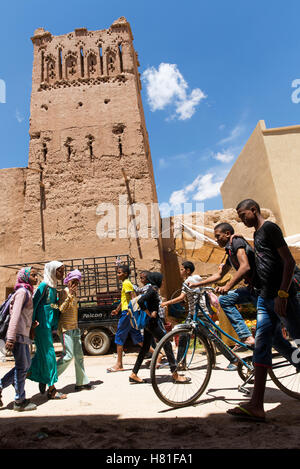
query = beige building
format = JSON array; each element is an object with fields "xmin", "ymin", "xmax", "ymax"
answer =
[{"xmin": 221, "ymin": 120, "xmax": 300, "ymax": 237}]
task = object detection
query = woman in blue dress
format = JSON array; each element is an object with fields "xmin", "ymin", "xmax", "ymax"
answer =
[{"xmin": 28, "ymin": 261, "xmax": 67, "ymax": 399}]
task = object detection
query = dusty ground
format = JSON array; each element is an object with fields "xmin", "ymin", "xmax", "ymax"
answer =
[{"xmin": 0, "ymin": 347, "xmax": 300, "ymax": 450}]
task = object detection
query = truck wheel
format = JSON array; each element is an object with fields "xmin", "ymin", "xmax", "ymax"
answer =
[{"xmin": 83, "ymin": 329, "xmax": 111, "ymax": 356}]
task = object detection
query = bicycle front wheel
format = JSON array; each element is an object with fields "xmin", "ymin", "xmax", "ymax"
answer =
[
  {"xmin": 150, "ymin": 327, "xmax": 213, "ymax": 408},
  {"xmin": 269, "ymin": 352, "xmax": 300, "ymax": 400}
]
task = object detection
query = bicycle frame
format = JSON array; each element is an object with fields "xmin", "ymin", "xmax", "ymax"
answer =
[{"xmin": 176, "ymin": 288, "xmax": 255, "ymax": 372}]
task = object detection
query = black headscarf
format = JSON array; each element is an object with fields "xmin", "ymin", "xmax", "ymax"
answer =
[{"xmin": 146, "ymin": 272, "xmax": 163, "ymax": 289}]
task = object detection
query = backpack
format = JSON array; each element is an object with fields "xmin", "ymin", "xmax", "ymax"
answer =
[
  {"xmin": 227, "ymin": 237, "xmax": 254, "ymax": 270},
  {"xmin": 0, "ymin": 288, "xmax": 30, "ymax": 341},
  {"xmin": 227, "ymin": 236, "xmax": 258, "ymax": 288},
  {"xmin": 128, "ymin": 296, "xmax": 149, "ymax": 330}
]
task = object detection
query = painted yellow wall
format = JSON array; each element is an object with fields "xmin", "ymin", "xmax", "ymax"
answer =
[
  {"xmin": 221, "ymin": 120, "xmax": 300, "ymax": 237},
  {"xmin": 262, "ymin": 127, "xmax": 300, "ymax": 237}
]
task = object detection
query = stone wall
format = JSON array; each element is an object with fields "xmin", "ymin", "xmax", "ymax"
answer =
[{"xmin": 0, "ymin": 168, "xmax": 27, "ymax": 299}]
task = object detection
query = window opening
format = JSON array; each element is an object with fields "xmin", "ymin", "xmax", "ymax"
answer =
[
  {"xmin": 80, "ymin": 47, "xmax": 84, "ymax": 77},
  {"xmin": 42, "ymin": 142, "xmax": 47, "ymax": 163},
  {"xmin": 41, "ymin": 51, "xmax": 45, "ymax": 82},
  {"xmin": 58, "ymin": 48, "xmax": 63, "ymax": 79},
  {"xmin": 118, "ymin": 44, "xmax": 123, "ymax": 73},
  {"xmin": 99, "ymin": 46, "xmax": 103, "ymax": 75}
]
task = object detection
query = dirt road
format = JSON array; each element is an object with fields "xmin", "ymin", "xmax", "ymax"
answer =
[{"xmin": 0, "ymin": 351, "xmax": 299, "ymax": 449}]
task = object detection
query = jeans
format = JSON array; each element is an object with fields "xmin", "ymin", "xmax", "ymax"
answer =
[
  {"xmin": 56, "ymin": 329, "xmax": 89, "ymax": 386},
  {"xmin": 0, "ymin": 342, "xmax": 31, "ymax": 403},
  {"xmin": 254, "ymin": 295, "xmax": 300, "ymax": 368},
  {"xmin": 132, "ymin": 317, "xmax": 177, "ymax": 374},
  {"xmin": 218, "ymin": 287, "xmax": 257, "ymax": 340}
]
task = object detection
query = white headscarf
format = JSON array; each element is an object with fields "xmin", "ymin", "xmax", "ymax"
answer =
[{"xmin": 43, "ymin": 261, "xmax": 63, "ymax": 288}]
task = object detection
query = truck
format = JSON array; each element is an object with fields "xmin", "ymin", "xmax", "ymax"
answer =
[{"xmin": 1, "ymin": 255, "xmax": 137, "ymax": 356}]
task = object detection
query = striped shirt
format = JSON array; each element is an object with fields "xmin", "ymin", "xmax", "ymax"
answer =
[{"xmin": 182, "ymin": 275, "xmax": 206, "ymax": 316}]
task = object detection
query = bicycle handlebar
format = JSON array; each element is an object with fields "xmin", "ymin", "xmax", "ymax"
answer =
[{"xmin": 183, "ymin": 283, "xmax": 216, "ymax": 294}]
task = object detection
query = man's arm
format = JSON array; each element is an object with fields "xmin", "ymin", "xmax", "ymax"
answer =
[
  {"xmin": 275, "ymin": 245, "xmax": 296, "ymax": 317},
  {"xmin": 161, "ymin": 292, "xmax": 186, "ymax": 308},
  {"xmin": 263, "ymin": 222, "xmax": 295, "ymax": 317},
  {"xmin": 187, "ymin": 263, "xmax": 230, "ymax": 288},
  {"xmin": 111, "ymin": 302, "xmax": 121, "ymax": 316},
  {"xmin": 216, "ymin": 249, "xmax": 251, "ymax": 294}
]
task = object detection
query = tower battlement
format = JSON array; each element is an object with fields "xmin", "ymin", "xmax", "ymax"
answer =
[{"xmin": 30, "ymin": 18, "xmax": 139, "ymax": 93}]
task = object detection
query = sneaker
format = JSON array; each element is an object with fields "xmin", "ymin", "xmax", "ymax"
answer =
[
  {"xmin": 13, "ymin": 399, "xmax": 37, "ymax": 412},
  {"xmin": 74, "ymin": 384, "xmax": 95, "ymax": 392},
  {"xmin": 226, "ymin": 363, "xmax": 237, "ymax": 371}
]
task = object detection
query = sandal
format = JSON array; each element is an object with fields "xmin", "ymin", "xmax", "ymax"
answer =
[
  {"xmin": 173, "ymin": 376, "xmax": 191, "ymax": 384},
  {"xmin": 129, "ymin": 377, "xmax": 146, "ymax": 384},
  {"xmin": 227, "ymin": 405, "xmax": 266, "ymax": 423},
  {"xmin": 47, "ymin": 388, "xmax": 67, "ymax": 400},
  {"xmin": 106, "ymin": 367, "xmax": 125, "ymax": 373}
]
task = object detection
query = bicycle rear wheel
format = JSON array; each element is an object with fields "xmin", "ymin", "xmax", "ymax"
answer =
[
  {"xmin": 150, "ymin": 327, "xmax": 213, "ymax": 408},
  {"xmin": 269, "ymin": 352, "xmax": 300, "ymax": 400},
  {"xmin": 237, "ymin": 355, "xmax": 254, "ymax": 383}
]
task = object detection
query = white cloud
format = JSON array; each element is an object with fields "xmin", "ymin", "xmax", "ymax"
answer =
[
  {"xmin": 212, "ymin": 150, "xmax": 235, "ymax": 163},
  {"xmin": 169, "ymin": 189, "xmax": 187, "ymax": 207},
  {"xmin": 175, "ymin": 88, "xmax": 206, "ymax": 120},
  {"xmin": 218, "ymin": 124, "xmax": 245, "ymax": 145},
  {"xmin": 16, "ymin": 109, "xmax": 24, "ymax": 123},
  {"xmin": 192, "ymin": 173, "xmax": 223, "ymax": 201},
  {"xmin": 142, "ymin": 63, "xmax": 206, "ymax": 120},
  {"xmin": 160, "ymin": 170, "xmax": 225, "ymax": 216},
  {"xmin": 159, "ymin": 158, "xmax": 168, "ymax": 169},
  {"xmin": 158, "ymin": 151, "xmax": 196, "ymax": 169}
]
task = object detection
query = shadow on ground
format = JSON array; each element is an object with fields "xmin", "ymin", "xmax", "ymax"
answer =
[{"xmin": 0, "ymin": 388, "xmax": 299, "ymax": 450}]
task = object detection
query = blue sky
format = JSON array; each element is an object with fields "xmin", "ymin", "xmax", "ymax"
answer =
[{"xmin": 1, "ymin": 0, "xmax": 300, "ymax": 215}]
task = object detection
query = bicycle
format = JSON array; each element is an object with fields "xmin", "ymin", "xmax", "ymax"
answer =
[{"xmin": 150, "ymin": 286, "xmax": 300, "ymax": 408}]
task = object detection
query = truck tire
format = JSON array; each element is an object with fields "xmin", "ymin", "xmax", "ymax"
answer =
[{"xmin": 83, "ymin": 329, "xmax": 111, "ymax": 356}]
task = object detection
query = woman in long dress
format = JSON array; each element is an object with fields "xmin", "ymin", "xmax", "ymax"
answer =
[{"xmin": 27, "ymin": 261, "xmax": 67, "ymax": 399}]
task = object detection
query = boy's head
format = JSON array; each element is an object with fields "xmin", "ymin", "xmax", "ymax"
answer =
[
  {"xmin": 139, "ymin": 270, "xmax": 150, "ymax": 286},
  {"xmin": 236, "ymin": 199, "xmax": 261, "ymax": 228},
  {"xmin": 68, "ymin": 278, "xmax": 80, "ymax": 289},
  {"xmin": 117, "ymin": 264, "xmax": 130, "ymax": 280},
  {"xmin": 29, "ymin": 268, "xmax": 39, "ymax": 286},
  {"xmin": 64, "ymin": 269, "xmax": 82, "ymax": 286},
  {"xmin": 214, "ymin": 222, "xmax": 234, "ymax": 248},
  {"xmin": 180, "ymin": 261, "xmax": 195, "ymax": 279}
]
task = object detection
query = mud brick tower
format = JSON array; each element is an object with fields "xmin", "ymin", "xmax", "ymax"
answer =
[
  {"xmin": 0, "ymin": 18, "xmax": 164, "ymax": 297},
  {"xmin": 24, "ymin": 18, "xmax": 162, "ymax": 262}
]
